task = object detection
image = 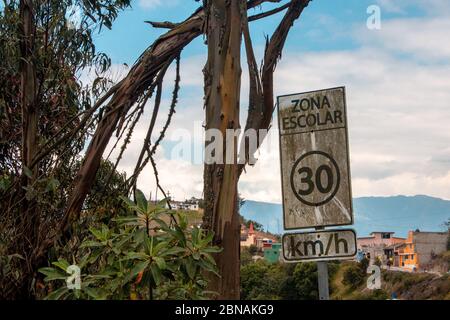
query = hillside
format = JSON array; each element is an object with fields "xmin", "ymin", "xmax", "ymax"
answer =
[
  {"xmin": 330, "ymin": 260, "xmax": 450, "ymax": 300},
  {"xmin": 240, "ymin": 195, "xmax": 450, "ymax": 237}
]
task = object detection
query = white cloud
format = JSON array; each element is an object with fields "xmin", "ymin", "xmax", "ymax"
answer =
[
  {"xmin": 138, "ymin": 0, "xmax": 180, "ymax": 10},
  {"xmin": 377, "ymin": 0, "xmax": 450, "ymax": 16},
  {"xmin": 356, "ymin": 18, "xmax": 450, "ymax": 62},
  {"xmin": 138, "ymin": 0, "xmax": 162, "ymax": 9}
]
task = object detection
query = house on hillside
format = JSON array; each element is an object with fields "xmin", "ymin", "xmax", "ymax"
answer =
[
  {"xmin": 264, "ymin": 243, "xmax": 282, "ymax": 263},
  {"xmin": 394, "ymin": 230, "xmax": 448, "ymax": 271},
  {"xmin": 166, "ymin": 197, "xmax": 201, "ymax": 211},
  {"xmin": 357, "ymin": 231, "xmax": 406, "ymax": 264},
  {"xmin": 240, "ymin": 223, "xmax": 278, "ymax": 249},
  {"xmin": 240, "ymin": 223, "xmax": 256, "ymax": 247}
]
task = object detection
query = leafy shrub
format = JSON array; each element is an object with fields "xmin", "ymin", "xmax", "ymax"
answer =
[
  {"xmin": 240, "ymin": 260, "xmax": 287, "ymax": 300},
  {"xmin": 292, "ymin": 262, "xmax": 319, "ymax": 300},
  {"xmin": 352, "ymin": 289, "xmax": 389, "ymax": 300},
  {"xmin": 342, "ymin": 262, "xmax": 366, "ymax": 289},
  {"xmin": 38, "ymin": 190, "xmax": 221, "ymax": 300}
]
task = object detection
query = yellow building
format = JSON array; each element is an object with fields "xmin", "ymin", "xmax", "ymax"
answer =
[{"xmin": 395, "ymin": 230, "xmax": 448, "ymax": 270}]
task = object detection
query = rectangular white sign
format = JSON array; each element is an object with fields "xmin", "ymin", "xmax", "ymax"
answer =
[
  {"xmin": 282, "ymin": 229, "xmax": 357, "ymax": 262},
  {"xmin": 277, "ymin": 87, "xmax": 353, "ymax": 230}
]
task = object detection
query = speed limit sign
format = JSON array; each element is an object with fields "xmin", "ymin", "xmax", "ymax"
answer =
[{"xmin": 277, "ymin": 87, "xmax": 353, "ymax": 230}]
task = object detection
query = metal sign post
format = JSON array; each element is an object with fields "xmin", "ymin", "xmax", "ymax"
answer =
[
  {"xmin": 317, "ymin": 261, "xmax": 330, "ymax": 300},
  {"xmin": 277, "ymin": 87, "xmax": 356, "ymax": 301}
]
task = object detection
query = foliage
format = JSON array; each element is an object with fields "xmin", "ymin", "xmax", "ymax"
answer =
[
  {"xmin": 0, "ymin": 0, "xmax": 130, "ymax": 174},
  {"xmin": 0, "ymin": 0, "xmax": 131, "ymax": 298},
  {"xmin": 291, "ymin": 262, "xmax": 319, "ymax": 300},
  {"xmin": 240, "ymin": 260, "xmax": 285, "ymax": 300},
  {"xmin": 240, "ymin": 247, "xmax": 254, "ymax": 267},
  {"xmin": 38, "ymin": 190, "xmax": 221, "ymax": 300},
  {"xmin": 239, "ymin": 217, "xmax": 264, "ymax": 232},
  {"xmin": 342, "ymin": 259, "xmax": 369, "ymax": 290},
  {"xmin": 240, "ymin": 260, "xmax": 322, "ymax": 300},
  {"xmin": 249, "ymin": 244, "xmax": 260, "ymax": 256},
  {"xmin": 351, "ymin": 289, "xmax": 389, "ymax": 300}
]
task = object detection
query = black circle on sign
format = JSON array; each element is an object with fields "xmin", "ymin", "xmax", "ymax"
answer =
[{"xmin": 290, "ymin": 151, "xmax": 340, "ymax": 207}]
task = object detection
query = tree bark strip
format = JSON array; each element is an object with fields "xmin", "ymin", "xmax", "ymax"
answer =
[
  {"xmin": 17, "ymin": 0, "xmax": 40, "ymax": 299},
  {"xmin": 202, "ymin": 0, "xmax": 245, "ymax": 299}
]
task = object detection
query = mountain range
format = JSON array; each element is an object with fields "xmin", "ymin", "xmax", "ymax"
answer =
[{"xmin": 240, "ymin": 195, "xmax": 450, "ymax": 238}]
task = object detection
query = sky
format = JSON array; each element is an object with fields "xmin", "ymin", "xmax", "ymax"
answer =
[{"xmin": 90, "ymin": 0, "xmax": 450, "ymax": 204}]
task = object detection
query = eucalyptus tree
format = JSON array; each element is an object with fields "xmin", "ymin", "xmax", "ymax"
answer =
[
  {"xmin": 0, "ymin": 0, "xmax": 131, "ymax": 299},
  {"xmin": 62, "ymin": 0, "xmax": 312, "ymax": 299},
  {"xmin": 1, "ymin": 0, "xmax": 312, "ymax": 299}
]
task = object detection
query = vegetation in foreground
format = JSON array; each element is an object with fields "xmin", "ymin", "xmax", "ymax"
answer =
[
  {"xmin": 240, "ymin": 247, "xmax": 450, "ymax": 300},
  {"xmin": 37, "ymin": 190, "xmax": 221, "ymax": 300}
]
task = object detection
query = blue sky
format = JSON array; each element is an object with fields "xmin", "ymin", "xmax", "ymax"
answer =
[{"xmin": 92, "ymin": 0, "xmax": 450, "ymax": 203}]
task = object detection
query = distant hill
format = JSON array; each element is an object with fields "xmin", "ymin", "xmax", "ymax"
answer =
[{"xmin": 240, "ymin": 195, "xmax": 450, "ymax": 238}]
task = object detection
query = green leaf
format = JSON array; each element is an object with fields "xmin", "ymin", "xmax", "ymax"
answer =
[
  {"xmin": 160, "ymin": 246, "xmax": 186, "ymax": 257},
  {"xmin": 185, "ymin": 258, "xmax": 197, "ymax": 280},
  {"xmin": 150, "ymin": 264, "xmax": 162, "ymax": 286},
  {"xmin": 101, "ymin": 224, "xmax": 109, "ymax": 239},
  {"xmin": 198, "ymin": 259, "xmax": 219, "ymax": 276},
  {"xmin": 202, "ymin": 231, "xmax": 215, "ymax": 245},
  {"xmin": 154, "ymin": 257, "xmax": 166, "ymax": 270},
  {"xmin": 89, "ymin": 226, "xmax": 105, "ymax": 241},
  {"xmin": 88, "ymin": 250, "xmax": 102, "ymax": 264},
  {"xmin": 44, "ymin": 287, "xmax": 69, "ymax": 300},
  {"xmin": 83, "ymin": 287, "xmax": 108, "ymax": 300},
  {"xmin": 79, "ymin": 240, "xmax": 104, "ymax": 248},
  {"xmin": 85, "ymin": 274, "xmax": 111, "ymax": 280},
  {"xmin": 122, "ymin": 252, "xmax": 148, "ymax": 261},
  {"xmin": 126, "ymin": 260, "xmax": 150, "ymax": 283},
  {"xmin": 134, "ymin": 189, "xmax": 148, "ymax": 213},
  {"xmin": 119, "ymin": 196, "xmax": 138, "ymax": 211},
  {"xmin": 203, "ymin": 247, "xmax": 222, "ymax": 254},
  {"xmin": 153, "ymin": 241, "xmax": 169, "ymax": 255},
  {"xmin": 39, "ymin": 267, "xmax": 67, "ymax": 281},
  {"xmin": 144, "ymin": 236, "xmax": 154, "ymax": 256},
  {"xmin": 23, "ymin": 166, "xmax": 33, "ymax": 178},
  {"xmin": 51, "ymin": 259, "xmax": 70, "ymax": 272}
]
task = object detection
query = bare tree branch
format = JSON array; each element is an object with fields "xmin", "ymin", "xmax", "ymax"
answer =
[
  {"xmin": 239, "ymin": 0, "xmax": 312, "ymax": 175},
  {"xmin": 248, "ymin": 2, "xmax": 291, "ymax": 21}
]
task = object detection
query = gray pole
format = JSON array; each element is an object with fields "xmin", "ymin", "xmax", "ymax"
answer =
[
  {"xmin": 317, "ymin": 261, "xmax": 330, "ymax": 300},
  {"xmin": 316, "ymin": 226, "xmax": 330, "ymax": 300}
]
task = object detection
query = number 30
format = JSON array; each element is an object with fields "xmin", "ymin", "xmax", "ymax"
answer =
[{"xmin": 297, "ymin": 165, "xmax": 334, "ymax": 196}]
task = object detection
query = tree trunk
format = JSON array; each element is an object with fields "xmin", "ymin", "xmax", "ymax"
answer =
[
  {"xmin": 202, "ymin": 0, "xmax": 245, "ymax": 300},
  {"xmin": 18, "ymin": 0, "xmax": 39, "ymax": 299}
]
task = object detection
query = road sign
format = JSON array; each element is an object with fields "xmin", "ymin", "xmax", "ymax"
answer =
[
  {"xmin": 282, "ymin": 229, "xmax": 357, "ymax": 262},
  {"xmin": 277, "ymin": 87, "xmax": 353, "ymax": 230}
]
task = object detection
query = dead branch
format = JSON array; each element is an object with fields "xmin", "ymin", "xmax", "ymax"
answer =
[
  {"xmin": 145, "ymin": 21, "xmax": 179, "ymax": 29},
  {"xmin": 239, "ymin": 0, "xmax": 311, "ymax": 175},
  {"xmin": 248, "ymin": 2, "xmax": 291, "ymax": 21}
]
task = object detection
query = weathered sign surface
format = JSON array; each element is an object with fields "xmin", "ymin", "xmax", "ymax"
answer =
[
  {"xmin": 282, "ymin": 229, "xmax": 357, "ymax": 262},
  {"xmin": 277, "ymin": 87, "xmax": 353, "ymax": 230}
]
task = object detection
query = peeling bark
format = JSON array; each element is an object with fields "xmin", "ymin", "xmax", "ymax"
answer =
[{"xmin": 202, "ymin": 0, "xmax": 245, "ymax": 300}]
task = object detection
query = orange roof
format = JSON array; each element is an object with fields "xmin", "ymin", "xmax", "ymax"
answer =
[{"xmin": 249, "ymin": 222, "xmax": 255, "ymax": 235}]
